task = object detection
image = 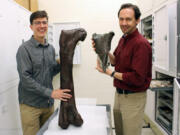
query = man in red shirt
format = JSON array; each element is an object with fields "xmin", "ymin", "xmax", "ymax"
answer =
[{"xmin": 93, "ymin": 3, "xmax": 152, "ymax": 135}]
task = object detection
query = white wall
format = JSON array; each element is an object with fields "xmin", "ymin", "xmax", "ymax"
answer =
[
  {"xmin": 38, "ymin": 0, "xmax": 137, "ymax": 108},
  {"xmin": 0, "ymin": 1, "xmax": 32, "ymax": 135}
]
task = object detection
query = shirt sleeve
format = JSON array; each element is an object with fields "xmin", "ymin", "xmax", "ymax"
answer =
[
  {"xmin": 16, "ymin": 46, "xmax": 52, "ymax": 97},
  {"xmin": 122, "ymin": 42, "xmax": 151, "ymax": 87},
  {"xmin": 51, "ymin": 46, "xmax": 61, "ymax": 76},
  {"xmin": 52, "ymin": 62, "xmax": 61, "ymax": 76}
]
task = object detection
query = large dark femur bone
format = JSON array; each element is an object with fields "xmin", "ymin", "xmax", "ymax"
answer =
[
  {"xmin": 58, "ymin": 28, "xmax": 87, "ymax": 129},
  {"xmin": 92, "ymin": 32, "xmax": 114, "ymax": 72}
]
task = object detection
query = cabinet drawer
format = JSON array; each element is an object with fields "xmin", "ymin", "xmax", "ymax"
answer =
[{"xmin": 150, "ymin": 80, "xmax": 173, "ymax": 91}]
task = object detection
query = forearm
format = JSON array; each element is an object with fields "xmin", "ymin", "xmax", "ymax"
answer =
[
  {"xmin": 52, "ymin": 62, "xmax": 61, "ymax": 76},
  {"xmin": 105, "ymin": 69, "xmax": 123, "ymax": 80},
  {"xmin": 20, "ymin": 73, "xmax": 52, "ymax": 97},
  {"xmin": 114, "ymin": 72, "xmax": 123, "ymax": 80}
]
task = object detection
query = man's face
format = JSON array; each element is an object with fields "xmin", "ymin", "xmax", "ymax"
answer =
[
  {"xmin": 119, "ymin": 8, "xmax": 140, "ymax": 35},
  {"xmin": 30, "ymin": 17, "xmax": 48, "ymax": 39}
]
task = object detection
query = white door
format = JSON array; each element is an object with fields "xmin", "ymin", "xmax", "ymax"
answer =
[
  {"xmin": 0, "ymin": 1, "xmax": 32, "ymax": 135},
  {"xmin": 154, "ymin": 5, "xmax": 169, "ymax": 71},
  {"xmin": 154, "ymin": 1, "xmax": 177, "ymax": 77}
]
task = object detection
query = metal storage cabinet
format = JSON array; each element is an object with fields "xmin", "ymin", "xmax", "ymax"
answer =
[
  {"xmin": 141, "ymin": 0, "xmax": 180, "ymax": 134},
  {"xmin": 173, "ymin": 79, "xmax": 180, "ymax": 135},
  {"xmin": 140, "ymin": 15, "xmax": 154, "ymax": 61},
  {"xmin": 152, "ymin": 1, "xmax": 180, "ymax": 134},
  {"xmin": 150, "ymin": 72, "xmax": 174, "ymax": 135}
]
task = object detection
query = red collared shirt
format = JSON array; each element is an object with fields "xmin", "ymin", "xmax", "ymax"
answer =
[{"xmin": 113, "ymin": 29, "xmax": 152, "ymax": 92}]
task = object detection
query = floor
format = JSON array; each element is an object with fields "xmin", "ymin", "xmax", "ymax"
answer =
[
  {"xmin": 112, "ymin": 122, "xmax": 156, "ymax": 135},
  {"xmin": 112, "ymin": 128, "xmax": 155, "ymax": 135},
  {"xmin": 141, "ymin": 128, "xmax": 155, "ymax": 135}
]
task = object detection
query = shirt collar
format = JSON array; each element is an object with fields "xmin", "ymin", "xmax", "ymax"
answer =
[
  {"xmin": 30, "ymin": 36, "xmax": 49, "ymax": 47},
  {"xmin": 122, "ymin": 28, "xmax": 139, "ymax": 40}
]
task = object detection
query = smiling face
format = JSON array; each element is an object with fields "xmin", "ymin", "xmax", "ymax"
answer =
[
  {"xmin": 30, "ymin": 17, "xmax": 48, "ymax": 40},
  {"xmin": 119, "ymin": 8, "xmax": 140, "ymax": 35}
]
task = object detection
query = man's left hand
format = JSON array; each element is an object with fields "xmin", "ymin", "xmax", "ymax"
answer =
[{"xmin": 96, "ymin": 59, "xmax": 112, "ymax": 76}]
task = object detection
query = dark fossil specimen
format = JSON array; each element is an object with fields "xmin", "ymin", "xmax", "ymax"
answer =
[
  {"xmin": 58, "ymin": 28, "xmax": 87, "ymax": 129},
  {"xmin": 92, "ymin": 31, "xmax": 114, "ymax": 72}
]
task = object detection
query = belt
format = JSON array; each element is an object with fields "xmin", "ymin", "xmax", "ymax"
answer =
[{"xmin": 116, "ymin": 88, "xmax": 135, "ymax": 94}]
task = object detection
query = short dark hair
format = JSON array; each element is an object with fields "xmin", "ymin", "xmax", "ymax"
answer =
[
  {"xmin": 118, "ymin": 3, "xmax": 141, "ymax": 20},
  {"xmin": 30, "ymin": 10, "xmax": 48, "ymax": 25}
]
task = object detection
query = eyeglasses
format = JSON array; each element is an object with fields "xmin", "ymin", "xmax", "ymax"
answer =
[{"xmin": 33, "ymin": 21, "xmax": 48, "ymax": 25}]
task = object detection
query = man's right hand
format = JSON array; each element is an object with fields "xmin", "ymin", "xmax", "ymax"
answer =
[{"xmin": 51, "ymin": 89, "xmax": 72, "ymax": 101}]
